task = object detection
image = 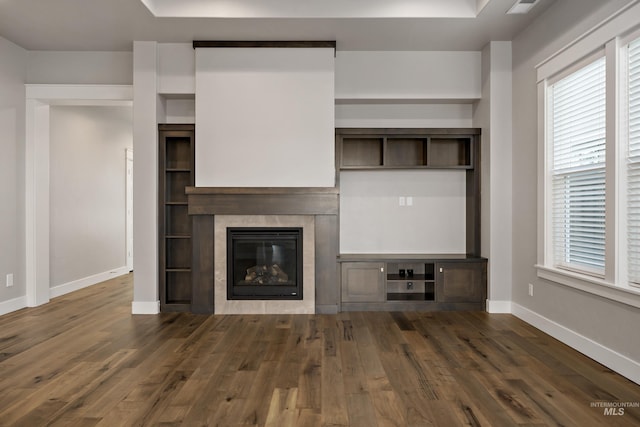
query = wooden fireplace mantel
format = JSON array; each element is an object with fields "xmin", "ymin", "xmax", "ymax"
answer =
[
  {"xmin": 186, "ymin": 186, "xmax": 340, "ymax": 314},
  {"xmin": 186, "ymin": 186, "xmax": 339, "ymax": 216},
  {"xmin": 186, "ymin": 187, "xmax": 338, "ymax": 195}
]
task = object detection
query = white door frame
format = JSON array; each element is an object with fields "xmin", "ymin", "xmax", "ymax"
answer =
[
  {"xmin": 25, "ymin": 84, "xmax": 133, "ymax": 307},
  {"xmin": 126, "ymin": 148, "xmax": 134, "ymax": 272}
]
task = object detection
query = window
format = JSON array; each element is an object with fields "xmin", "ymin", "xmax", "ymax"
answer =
[
  {"xmin": 537, "ymin": 10, "xmax": 640, "ymax": 303},
  {"xmin": 550, "ymin": 58, "xmax": 606, "ymax": 276},
  {"xmin": 627, "ymin": 38, "xmax": 640, "ymax": 286}
]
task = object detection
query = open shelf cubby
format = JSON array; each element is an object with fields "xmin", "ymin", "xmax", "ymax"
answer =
[
  {"xmin": 386, "ymin": 262, "xmax": 435, "ymax": 302},
  {"xmin": 166, "ymin": 271, "xmax": 192, "ymax": 305},
  {"xmin": 166, "ymin": 137, "xmax": 193, "ymax": 169},
  {"xmin": 166, "ymin": 172, "xmax": 191, "ymax": 203},
  {"xmin": 338, "ymin": 130, "xmax": 475, "ymax": 170},
  {"xmin": 386, "ymin": 138, "xmax": 428, "ymax": 167},
  {"xmin": 165, "ymin": 204, "xmax": 190, "ymax": 236},
  {"xmin": 429, "ymin": 137, "xmax": 472, "ymax": 168},
  {"xmin": 341, "ymin": 137, "xmax": 384, "ymax": 167},
  {"xmin": 166, "ymin": 238, "xmax": 192, "ymax": 270}
]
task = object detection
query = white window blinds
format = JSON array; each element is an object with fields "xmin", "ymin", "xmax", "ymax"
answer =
[
  {"xmin": 550, "ymin": 57, "xmax": 607, "ymax": 275},
  {"xmin": 627, "ymin": 38, "xmax": 640, "ymax": 286}
]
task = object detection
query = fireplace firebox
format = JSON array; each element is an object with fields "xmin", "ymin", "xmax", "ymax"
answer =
[{"xmin": 227, "ymin": 228, "xmax": 303, "ymax": 300}]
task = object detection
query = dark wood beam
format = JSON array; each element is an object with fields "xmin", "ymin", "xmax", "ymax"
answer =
[
  {"xmin": 193, "ymin": 40, "xmax": 336, "ymax": 50},
  {"xmin": 186, "ymin": 187, "xmax": 339, "ymax": 216}
]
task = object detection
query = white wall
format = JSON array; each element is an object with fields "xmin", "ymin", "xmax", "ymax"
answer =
[
  {"xmin": 337, "ymin": 101, "xmax": 473, "ymax": 254},
  {"xmin": 511, "ymin": 0, "xmax": 640, "ymax": 371},
  {"xmin": 16, "ymin": 49, "xmax": 135, "ymax": 311},
  {"xmin": 334, "ymin": 51, "xmax": 479, "ymax": 255},
  {"xmin": 49, "ymin": 106, "xmax": 132, "ymax": 287},
  {"xmin": 157, "ymin": 43, "xmax": 194, "ymax": 94},
  {"xmin": 132, "ymin": 41, "xmax": 161, "ymax": 313},
  {"xmin": 335, "ymin": 51, "xmax": 481, "ymax": 101},
  {"xmin": 126, "ymin": 44, "xmax": 482, "ymax": 312},
  {"xmin": 26, "ymin": 51, "xmax": 133, "ymax": 84},
  {"xmin": 156, "ymin": 44, "xmax": 196, "ymax": 124},
  {"xmin": 335, "ymin": 104, "xmax": 473, "ymax": 128},
  {"xmin": 154, "ymin": 46, "xmax": 478, "ymax": 128},
  {"xmin": 195, "ymin": 47, "xmax": 335, "ymax": 187},
  {"xmin": 340, "ymin": 170, "xmax": 466, "ymax": 253},
  {"xmin": 156, "ymin": 47, "xmax": 482, "ymax": 102},
  {"xmin": 473, "ymin": 41, "xmax": 513, "ymax": 312},
  {"xmin": 0, "ymin": 37, "xmax": 27, "ymax": 313},
  {"xmin": 161, "ymin": 98, "xmax": 195, "ymax": 123}
]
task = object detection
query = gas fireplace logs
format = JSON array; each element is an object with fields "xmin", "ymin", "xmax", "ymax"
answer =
[{"xmin": 244, "ymin": 264, "xmax": 289, "ymax": 285}]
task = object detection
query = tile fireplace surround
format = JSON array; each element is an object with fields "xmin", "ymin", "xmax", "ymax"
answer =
[
  {"xmin": 215, "ymin": 215, "xmax": 315, "ymax": 314},
  {"xmin": 186, "ymin": 187, "xmax": 339, "ymax": 315}
]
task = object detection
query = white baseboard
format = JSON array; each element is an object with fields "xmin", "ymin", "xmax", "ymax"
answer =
[
  {"xmin": 50, "ymin": 266, "xmax": 129, "ymax": 299},
  {"xmin": 132, "ymin": 300, "xmax": 160, "ymax": 314},
  {"xmin": 512, "ymin": 303, "xmax": 640, "ymax": 385},
  {"xmin": 0, "ymin": 296, "xmax": 27, "ymax": 316},
  {"xmin": 486, "ymin": 299, "xmax": 512, "ymax": 313}
]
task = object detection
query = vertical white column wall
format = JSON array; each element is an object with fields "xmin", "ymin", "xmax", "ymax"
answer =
[
  {"xmin": 488, "ymin": 42, "xmax": 513, "ymax": 311},
  {"xmin": 24, "ymin": 100, "xmax": 51, "ymax": 307},
  {"xmin": 132, "ymin": 41, "xmax": 160, "ymax": 314},
  {"xmin": 0, "ymin": 37, "xmax": 27, "ymax": 315},
  {"xmin": 475, "ymin": 41, "xmax": 513, "ymax": 313}
]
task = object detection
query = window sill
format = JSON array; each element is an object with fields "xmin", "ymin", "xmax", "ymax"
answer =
[{"xmin": 535, "ymin": 265, "xmax": 640, "ymax": 309}]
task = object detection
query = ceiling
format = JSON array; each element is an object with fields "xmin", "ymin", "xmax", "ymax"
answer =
[{"xmin": 0, "ymin": 0, "xmax": 555, "ymax": 51}]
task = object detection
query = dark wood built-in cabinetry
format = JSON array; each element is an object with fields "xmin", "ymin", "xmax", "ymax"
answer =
[
  {"xmin": 339, "ymin": 255, "xmax": 486, "ymax": 311},
  {"xmin": 339, "ymin": 132, "xmax": 472, "ymax": 170},
  {"xmin": 159, "ymin": 124, "xmax": 195, "ymax": 312},
  {"xmin": 336, "ymin": 128, "xmax": 487, "ymax": 311},
  {"xmin": 158, "ymin": 126, "xmax": 485, "ymax": 313},
  {"xmin": 341, "ymin": 262, "xmax": 386, "ymax": 303},
  {"xmin": 436, "ymin": 260, "xmax": 486, "ymax": 304}
]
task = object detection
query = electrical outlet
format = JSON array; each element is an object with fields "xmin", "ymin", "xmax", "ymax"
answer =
[
  {"xmin": 6, "ymin": 273, "xmax": 13, "ymax": 287},
  {"xmin": 399, "ymin": 196, "xmax": 406, "ymax": 206},
  {"xmin": 406, "ymin": 196, "xmax": 413, "ymax": 206},
  {"xmin": 528, "ymin": 283, "xmax": 534, "ymax": 296}
]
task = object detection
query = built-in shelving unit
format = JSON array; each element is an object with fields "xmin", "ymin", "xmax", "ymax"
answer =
[
  {"xmin": 336, "ymin": 128, "xmax": 486, "ymax": 311},
  {"xmin": 386, "ymin": 262, "xmax": 435, "ymax": 301},
  {"xmin": 339, "ymin": 254, "xmax": 486, "ymax": 311},
  {"xmin": 159, "ymin": 124, "xmax": 195, "ymax": 312},
  {"xmin": 339, "ymin": 131, "xmax": 473, "ymax": 170}
]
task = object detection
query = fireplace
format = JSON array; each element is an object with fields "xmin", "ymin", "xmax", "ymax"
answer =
[
  {"xmin": 227, "ymin": 227, "xmax": 303, "ymax": 300},
  {"xmin": 188, "ymin": 188, "xmax": 337, "ymax": 314}
]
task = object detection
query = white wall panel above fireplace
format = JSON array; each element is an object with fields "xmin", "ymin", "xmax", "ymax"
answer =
[{"xmin": 195, "ymin": 47, "xmax": 335, "ymax": 187}]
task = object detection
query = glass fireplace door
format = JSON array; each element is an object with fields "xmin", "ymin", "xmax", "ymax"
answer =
[{"xmin": 227, "ymin": 228, "xmax": 303, "ymax": 300}]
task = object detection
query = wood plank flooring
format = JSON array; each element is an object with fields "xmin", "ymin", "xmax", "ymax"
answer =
[{"xmin": 0, "ymin": 274, "xmax": 639, "ymax": 426}]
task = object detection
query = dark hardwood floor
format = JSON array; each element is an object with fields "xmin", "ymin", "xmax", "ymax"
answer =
[{"xmin": 0, "ymin": 274, "xmax": 638, "ymax": 426}]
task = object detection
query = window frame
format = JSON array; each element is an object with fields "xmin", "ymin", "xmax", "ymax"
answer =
[
  {"xmin": 621, "ymin": 30, "xmax": 640, "ymax": 290},
  {"xmin": 536, "ymin": 5, "xmax": 640, "ymax": 309}
]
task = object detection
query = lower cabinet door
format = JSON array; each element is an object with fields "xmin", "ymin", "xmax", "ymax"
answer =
[
  {"xmin": 435, "ymin": 261, "xmax": 486, "ymax": 303},
  {"xmin": 341, "ymin": 262, "xmax": 385, "ymax": 303}
]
